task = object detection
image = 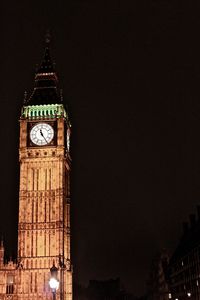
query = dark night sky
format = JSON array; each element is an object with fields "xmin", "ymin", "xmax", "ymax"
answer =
[{"xmin": 1, "ymin": 0, "xmax": 200, "ymax": 296}]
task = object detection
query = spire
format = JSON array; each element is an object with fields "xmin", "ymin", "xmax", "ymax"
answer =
[
  {"xmin": 27, "ymin": 33, "xmax": 62, "ymax": 105},
  {"xmin": 36, "ymin": 47, "xmax": 54, "ymax": 74},
  {"xmin": 45, "ymin": 30, "xmax": 51, "ymax": 44},
  {"xmin": 36, "ymin": 31, "xmax": 55, "ymax": 74}
]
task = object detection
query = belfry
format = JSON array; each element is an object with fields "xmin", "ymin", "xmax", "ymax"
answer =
[{"xmin": 0, "ymin": 39, "xmax": 72, "ymax": 300}]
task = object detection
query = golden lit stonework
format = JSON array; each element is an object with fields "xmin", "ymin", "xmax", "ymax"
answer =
[{"xmin": 0, "ymin": 43, "xmax": 72, "ymax": 300}]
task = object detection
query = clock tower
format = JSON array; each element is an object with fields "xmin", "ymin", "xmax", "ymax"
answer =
[{"xmin": 17, "ymin": 41, "xmax": 72, "ymax": 300}]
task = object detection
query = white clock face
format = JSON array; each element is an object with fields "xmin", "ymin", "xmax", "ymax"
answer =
[{"xmin": 30, "ymin": 123, "xmax": 54, "ymax": 146}]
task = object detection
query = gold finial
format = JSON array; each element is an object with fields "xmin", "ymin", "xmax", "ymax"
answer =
[{"xmin": 45, "ymin": 30, "xmax": 51, "ymax": 44}]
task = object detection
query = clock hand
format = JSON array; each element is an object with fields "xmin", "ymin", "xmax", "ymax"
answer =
[{"xmin": 40, "ymin": 129, "xmax": 48, "ymax": 143}]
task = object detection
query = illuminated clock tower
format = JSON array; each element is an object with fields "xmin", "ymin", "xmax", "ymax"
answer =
[{"xmin": 17, "ymin": 40, "xmax": 72, "ymax": 300}]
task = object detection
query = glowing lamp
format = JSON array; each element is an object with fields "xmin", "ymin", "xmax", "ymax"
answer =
[{"xmin": 49, "ymin": 278, "xmax": 59, "ymax": 290}]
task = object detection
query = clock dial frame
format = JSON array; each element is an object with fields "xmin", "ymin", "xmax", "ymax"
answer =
[{"xmin": 29, "ymin": 123, "xmax": 54, "ymax": 146}]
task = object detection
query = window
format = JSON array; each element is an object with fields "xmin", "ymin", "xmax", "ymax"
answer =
[{"xmin": 6, "ymin": 275, "xmax": 14, "ymax": 294}]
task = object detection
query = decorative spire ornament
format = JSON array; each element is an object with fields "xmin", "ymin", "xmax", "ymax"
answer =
[{"xmin": 45, "ymin": 30, "xmax": 51, "ymax": 45}]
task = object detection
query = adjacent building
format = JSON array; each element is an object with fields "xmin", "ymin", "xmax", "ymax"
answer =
[
  {"xmin": 146, "ymin": 250, "xmax": 170, "ymax": 300},
  {"xmin": 168, "ymin": 206, "xmax": 200, "ymax": 300},
  {"xmin": 0, "ymin": 39, "xmax": 72, "ymax": 300}
]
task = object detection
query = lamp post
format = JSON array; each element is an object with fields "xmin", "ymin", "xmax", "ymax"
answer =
[{"xmin": 49, "ymin": 262, "xmax": 59, "ymax": 300}]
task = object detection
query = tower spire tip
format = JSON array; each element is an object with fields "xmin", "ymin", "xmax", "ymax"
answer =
[{"xmin": 45, "ymin": 30, "xmax": 51, "ymax": 45}]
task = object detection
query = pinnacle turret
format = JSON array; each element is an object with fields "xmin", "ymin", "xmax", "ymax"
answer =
[{"xmin": 0, "ymin": 238, "xmax": 4, "ymax": 267}]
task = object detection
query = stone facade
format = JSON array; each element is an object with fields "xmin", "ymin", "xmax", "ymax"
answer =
[{"xmin": 0, "ymin": 43, "xmax": 72, "ymax": 300}]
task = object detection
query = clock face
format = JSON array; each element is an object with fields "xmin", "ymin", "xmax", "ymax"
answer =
[{"xmin": 30, "ymin": 123, "xmax": 54, "ymax": 146}]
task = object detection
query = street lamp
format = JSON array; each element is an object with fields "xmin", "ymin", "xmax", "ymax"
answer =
[{"xmin": 49, "ymin": 262, "xmax": 59, "ymax": 300}]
